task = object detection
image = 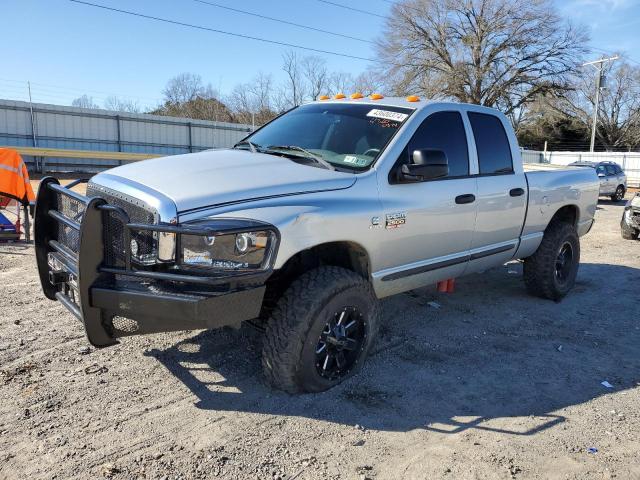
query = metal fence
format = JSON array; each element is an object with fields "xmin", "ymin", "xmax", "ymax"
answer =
[
  {"xmin": 522, "ymin": 149, "xmax": 640, "ymax": 187},
  {"xmin": 0, "ymin": 99, "xmax": 253, "ymax": 172}
]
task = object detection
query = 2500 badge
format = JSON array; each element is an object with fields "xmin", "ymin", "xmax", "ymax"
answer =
[{"xmin": 385, "ymin": 212, "xmax": 406, "ymax": 229}]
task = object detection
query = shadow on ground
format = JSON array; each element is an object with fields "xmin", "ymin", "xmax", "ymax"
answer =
[{"xmin": 147, "ymin": 262, "xmax": 640, "ymax": 435}]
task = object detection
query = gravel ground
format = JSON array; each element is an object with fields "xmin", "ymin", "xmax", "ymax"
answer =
[{"xmin": 1, "ymin": 196, "xmax": 639, "ymax": 480}]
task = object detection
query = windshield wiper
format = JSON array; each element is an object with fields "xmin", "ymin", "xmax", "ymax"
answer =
[
  {"xmin": 265, "ymin": 145, "xmax": 335, "ymax": 171},
  {"xmin": 233, "ymin": 140, "xmax": 260, "ymax": 153}
]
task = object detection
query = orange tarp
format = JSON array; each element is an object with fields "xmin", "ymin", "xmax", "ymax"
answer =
[{"xmin": 0, "ymin": 148, "xmax": 35, "ymax": 206}]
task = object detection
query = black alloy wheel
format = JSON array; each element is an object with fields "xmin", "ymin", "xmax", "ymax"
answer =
[
  {"xmin": 315, "ymin": 306, "xmax": 367, "ymax": 381},
  {"xmin": 554, "ymin": 241, "xmax": 574, "ymax": 285},
  {"xmin": 613, "ymin": 186, "xmax": 625, "ymax": 202}
]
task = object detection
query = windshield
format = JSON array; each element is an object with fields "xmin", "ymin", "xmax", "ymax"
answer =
[{"xmin": 241, "ymin": 103, "xmax": 413, "ymax": 170}]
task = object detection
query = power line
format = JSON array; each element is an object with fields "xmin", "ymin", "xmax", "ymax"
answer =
[
  {"xmin": 192, "ymin": 0, "xmax": 374, "ymax": 44},
  {"xmin": 569, "ymin": 43, "xmax": 640, "ymax": 66},
  {"xmin": 315, "ymin": 0, "xmax": 387, "ymax": 18},
  {"xmin": 589, "ymin": 47, "xmax": 640, "ymax": 66},
  {"xmin": 0, "ymin": 78, "xmax": 163, "ymax": 105},
  {"xmin": 68, "ymin": 0, "xmax": 375, "ymax": 62}
]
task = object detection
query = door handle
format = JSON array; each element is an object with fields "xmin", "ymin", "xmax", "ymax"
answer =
[
  {"xmin": 509, "ymin": 188, "xmax": 525, "ymax": 197},
  {"xmin": 455, "ymin": 194, "xmax": 476, "ymax": 204}
]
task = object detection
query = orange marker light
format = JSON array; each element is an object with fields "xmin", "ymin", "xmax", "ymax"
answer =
[
  {"xmin": 318, "ymin": 95, "xmax": 330, "ymax": 100},
  {"xmin": 406, "ymin": 95, "xmax": 420, "ymax": 102},
  {"xmin": 370, "ymin": 93, "xmax": 384, "ymax": 100},
  {"xmin": 334, "ymin": 93, "xmax": 346, "ymax": 99},
  {"xmin": 350, "ymin": 92, "xmax": 364, "ymax": 99}
]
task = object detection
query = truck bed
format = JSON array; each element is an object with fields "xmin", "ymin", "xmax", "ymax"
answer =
[
  {"xmin": 515, "ymin": 164, "xmax": 600, "ymax": 259},
  {"xmin": 523, "ymin": 163, "xmax": 577, "ymax": 172}
]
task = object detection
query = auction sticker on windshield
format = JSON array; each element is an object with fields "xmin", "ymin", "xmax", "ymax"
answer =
[{"xmin": 366, "ymin": 109, "xmax": 408, "ymax": 122}]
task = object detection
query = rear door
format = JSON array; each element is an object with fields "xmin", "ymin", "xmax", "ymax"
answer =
[
  {"xmin": 605, "ymin": 164, "xmax": 620, "ymax": 193},
  {"xmin": 615, "ymin": 164, "xmax": 626, "ymax": 187},
  {"xmin": 465, "ymin": 110, "xmax": 527, "ymax": 273}
]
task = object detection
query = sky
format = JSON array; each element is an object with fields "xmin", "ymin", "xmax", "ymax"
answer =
[{"xmin": 1, "ymin": 0, "xmax": 639, "ymax": 110}]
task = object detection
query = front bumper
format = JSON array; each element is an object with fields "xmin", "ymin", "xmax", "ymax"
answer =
[
  {"xmin": 622, "ymin": 206, "xmax": 640, "ymax": 229},
  {"xmin": 34, "ymin": 177, "xmax": 268, "ymax": 347}
]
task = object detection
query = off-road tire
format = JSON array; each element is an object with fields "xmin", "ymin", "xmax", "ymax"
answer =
[
  {"xmin": 262, "ymin": 266, "xmax": 380, "ymax": 393},
  {"xmin": 523, "ymin": 221, "xmax": 580, "ymax": 301},
  {"xmin": 611, "ymin": 185, "xmax": 625, "ymax": 202},
  {"xmin": 621, "ymin": 219, "xmax": 639, "ymax": 240}
]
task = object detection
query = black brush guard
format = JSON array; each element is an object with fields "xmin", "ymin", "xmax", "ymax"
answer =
[{"xmin": 35, "ymin": 177, "xmax": 268, "ymax": 348}]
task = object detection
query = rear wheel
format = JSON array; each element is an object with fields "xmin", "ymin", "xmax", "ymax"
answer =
[
  {"xmin": 611, "ymin": 185, "xmax": 625, "ymax": 202},
  {"xmin": 523, "ymin": 222, "xmax": 580, "ymax": 301},
  {"xmin": 262, "ymin": 266, "xmax": 380, "ymax": 393}
]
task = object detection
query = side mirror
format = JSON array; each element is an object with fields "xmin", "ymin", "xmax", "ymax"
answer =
[
  {"xmin": 399, "ymin": 149, "xmax": 449, "ymax": 182},
  {"xmin": 597, "ymin": 173, "xmax": 606, "ymax": 178}
]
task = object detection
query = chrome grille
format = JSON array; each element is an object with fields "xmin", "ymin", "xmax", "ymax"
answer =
[{"xmin": 86, "ymin": 183, "xmax": 158, "ymax": 266}]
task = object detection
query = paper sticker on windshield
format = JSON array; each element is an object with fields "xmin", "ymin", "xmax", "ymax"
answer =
[
  {"xmin": 344, "ymin": 155, "xmax": 368, "ymax": 166},
  {"xmin": 366, "ymin": 109, "xmax": 408, "ymax": 123}
]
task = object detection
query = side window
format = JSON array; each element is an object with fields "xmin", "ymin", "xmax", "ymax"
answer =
[
  {"xmin": 596, "ymin": 165, "xmax": 606, "ymax": 176},
  {"xmin": 605, "ymin": 165, "xmax": 617, "ymax": 176},
  {"xmin": 404, "ymin": 111, "xmax": 469, "ymax": 178},
  {"xmin": 615, "ymin": 165, "xmax": 623, "ymax": 174},
  {"xmin": 468, "ymin": 112, "xmax": 514, "ymax": 175}
]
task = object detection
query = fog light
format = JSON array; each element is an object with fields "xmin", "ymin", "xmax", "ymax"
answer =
[{"xmin": 158, "ymin": 232, "xmax": 176, "ymax": 262}]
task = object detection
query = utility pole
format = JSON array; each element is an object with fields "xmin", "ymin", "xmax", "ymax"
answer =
[
  {"xmin": 583, "ymin": 56, "xmax": 618, "ymax": 153},
  {"xmin": 27, "ymin": 81, "xmax": 37, "ymax": 147}
]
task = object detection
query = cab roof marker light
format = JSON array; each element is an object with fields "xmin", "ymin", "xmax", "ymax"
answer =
[
  {"xmin": 406, "ymin": 95, "xmax": 420, "ymax": 102},
  {"xmin": 350, "ymin": 92, "xmax": 364, "ymax": 99},
  {"xmin": 370, "ymin": 93, "xmax": 384, "ymax": 100},
  {"xmin": 318, "ymin": 95, "xmax": 330, "ymax": 100},
  {"xmin": 334, "ymin": 93, "xmax": 346, "ymax": 99}
]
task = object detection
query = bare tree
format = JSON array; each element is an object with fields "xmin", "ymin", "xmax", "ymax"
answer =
[
  {"xmin": 558, "ymin": 61, "xmax": 640, "ymax": 150},
  {"xmin": 328, "ymin": 72, "xmax": 353, "ymax": 96},
  {"xmin": 351, "ymin": 71, "xmax": 382, "ymax": 96},
  {"xmin": 154, "ymin": 74, "xmax": 233, "ymax": 122},
  {"xmin": 162, "ymin": 73, "xmax": 205, "ymax": 105},
  {"xmin": 376, "ymin": 0, "xmax": 588, "ymax": 114},
  {"xmin": 71, "ymin": 94, "xmax": 99, "ymax": 109},
  {"xmin": 104, "ymin": 96, "xmax": 140, "ymax": 113},
  {"xmin": 227, "ymin": 73, "xmax": 278, "ymax": 125},
  {"xmin": 281, "ymin": 51, "xmax": 306, "ymax": 108},
  {"xmin": 247, "ymin": 73, "xmax": 274, "ymax": 114},
  {"xmin": 301, "ymin": 56, "xmax": 328, "ymax": 100}
]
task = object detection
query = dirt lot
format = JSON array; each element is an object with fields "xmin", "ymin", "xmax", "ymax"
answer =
[{"xmin": 1, "ymin": 196, "xmax": 639, "ymax": 480}]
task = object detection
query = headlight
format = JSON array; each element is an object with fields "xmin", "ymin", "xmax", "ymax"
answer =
[
  {"xmin": 631, "ymin": 195, "xmax": 640, "ymax": 208},
  {"xmin": 179, "ymin": 222, "xmax": 278, "ymax": 272}
]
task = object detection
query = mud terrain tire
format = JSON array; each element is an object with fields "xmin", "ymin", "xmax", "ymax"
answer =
[
  {"xmin": 262, "ymin": 266, "xmax": 380, "ymax": 393},
  {"xmin": 523, "ymin": 222, "xmax": 580, "ymax": 301}
]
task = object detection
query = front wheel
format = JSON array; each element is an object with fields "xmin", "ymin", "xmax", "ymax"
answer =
[
  {"xmin": 611, "ymin": 185, "xmax": 625, "ymax": 202},
  {"xmin": 523, "ymin": 222, "xmax": 580, "ymax": 301},
  {"xmin": 262, "ymin": 266, "xmax": 380, "ymax": 393},
  {"xmin": 621, "ymin": 218, "xmax": 639, "ymax": 240}
]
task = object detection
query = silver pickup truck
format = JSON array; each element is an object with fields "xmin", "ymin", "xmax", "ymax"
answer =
[{"xmin": 35, "ymin": 97, "xmax": 599, "ymax": 393}]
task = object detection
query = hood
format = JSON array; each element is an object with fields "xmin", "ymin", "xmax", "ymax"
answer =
[{"xmin": 92, "ymin": 149, "xmax": 357, "ymax": 213}]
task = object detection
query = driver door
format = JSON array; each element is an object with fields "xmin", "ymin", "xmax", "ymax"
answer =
[{"xmin": 374, "ymin": 111, "xmax": 478, "ymax": 297}]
